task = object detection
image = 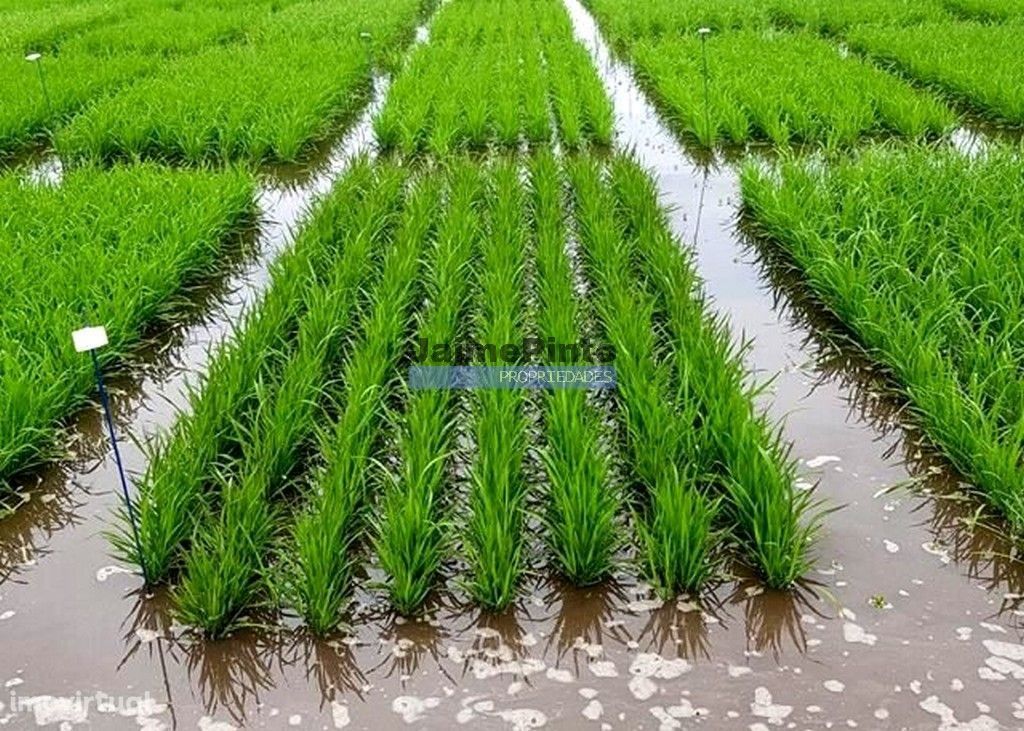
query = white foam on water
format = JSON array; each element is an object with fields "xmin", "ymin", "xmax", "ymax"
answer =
[
  {"xmin": 750, "ymin": 687, "xmax": 792, "ymax": 725},
  {"xmin": 391, "ymin": 696, "xmax": 440, "ymax": 724}
]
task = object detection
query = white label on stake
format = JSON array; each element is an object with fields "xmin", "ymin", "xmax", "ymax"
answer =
[{"xmin": 72, "ymin": 326, "xmax": 108, "ymax": 353}]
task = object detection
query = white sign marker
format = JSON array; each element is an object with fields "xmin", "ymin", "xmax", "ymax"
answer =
[{"xmin": 72, "ymin": 326, "xmax": 109, "ymax": 353}]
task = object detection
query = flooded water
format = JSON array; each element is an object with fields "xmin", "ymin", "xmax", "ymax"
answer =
[{"xmin": 3, "ymin": 6, "xmax": 1024, "ymax": 731}]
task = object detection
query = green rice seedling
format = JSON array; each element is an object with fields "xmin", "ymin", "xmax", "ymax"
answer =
[
  {"xmin": 568, "ymin": 156, "xmax": 719, "ymax": 596},
  {"xmin": 374, "ymin": 0, "xmax": 612, "ymax": 153},
  {"xmin": 374, "ymin": 162, "xmax": 482, "ymax": 615},
  {"xmin": 172, "ymin": 173, "xmax": 422, "ymax": 636},
  {"xmin": 464, "ymin": 160, "xmax": 530, "ymax": 610},
  {"xmin": 624, "ymin": 30, "xmax": 954, "ymax": 149},
  {"xmin": 123, "ymin": 162, "xmax": 405, "ymax": 581},
  {"xmin": 0, "ymin": 164, "xmax": 254, "ymax": 496},
  {"xmin": 848, "ymin": 22, "xmax": 1024, "ymax": 125},
  {"xmin": 610, "ymin": 156, "xmax": 816, "ymax": 586},
  {"xmin": 288, "ymin": 174, "xmax": 439, "ymax": 634},
  {"xmin": 529, "ymin": 151, "xmax": 620, "ymax": 585},
  {"xmin": 740, "ymin": 144, "xmax": 1024, "ymax": 532}
]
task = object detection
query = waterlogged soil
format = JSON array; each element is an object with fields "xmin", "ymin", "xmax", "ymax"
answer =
[{"xmin": 4, "ymin": 9, "xmax": 1024, "ymax": 731}]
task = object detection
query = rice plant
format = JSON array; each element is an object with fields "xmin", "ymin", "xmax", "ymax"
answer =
[
  {"xmin": 625, "ymin": 29, "xmax": 955, "ymax": 148},
  {"xmin": 463, "ymin": 160, "xmax": 530, "ymax": 610},
  {"xmin": 529, "ymin": 151, "xmax": 620, "ymax": 585},
  {"xmin": 610, "ymin": 156, "xmax": 816, "ymax": 586},
  {"xmin": 848, "ymin": 21, "xmax": 1024, "ymax": 125},
  {"xmin": 374, "ymin": 0, "xmax": 612, "ymax": 154},
  {"xmin": 0, "ymin": 164, "xmax": 253, "ymax": 496},
  {"xmin": 124, "ymin": 162, "xmax": 404, "ymax": 581},
  {"xmin": 568, "ymin": 157, "xmax": 719, "ymax": 596},
  {"xmin": 287, "ymin": 174, "xmax": 439, "ymax": 634},
  {"xmin": 373, "ymin": 162, "xmax": 482, "ymax": 615},
  {"xmin": 741, "ymin": 143, "xmax": 1024, "ymax": 532}
]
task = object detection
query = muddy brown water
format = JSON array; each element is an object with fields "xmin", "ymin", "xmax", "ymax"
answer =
[{"xmin": 3, "ymin": 7, "xmax": 1024, "ymax": 730}]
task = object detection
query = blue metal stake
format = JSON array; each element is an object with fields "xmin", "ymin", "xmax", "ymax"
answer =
[{"xmin": 90, "ymin": 350, "xmax": 149, "ymax": 585}]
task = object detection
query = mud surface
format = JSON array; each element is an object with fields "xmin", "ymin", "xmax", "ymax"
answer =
[{"xmin": 3, "ymin": 7, "xmax": 1024, "ymax": 730}]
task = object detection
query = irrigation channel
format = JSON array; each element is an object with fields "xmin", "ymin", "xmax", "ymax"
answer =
[{"xmin": 2, "ymin": 8, "xmax": 1024, "ymax": 731}]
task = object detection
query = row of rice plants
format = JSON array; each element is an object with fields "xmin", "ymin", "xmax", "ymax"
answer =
[
  {"xmin": 0, "ymin": 50, "xmax": 157, "ymax": 159},
  {"xmin": 374, "ymin": 0, "xmax": 612, "ymax": 154},
  {"xmin": 55, "ymin": 0, "xmax": 424, "ymax": 165},
  {"xmin": 569, "ymin": 157, "xmax": 721, "ymax": 594},
  {"xmin": 0, "ymin": 164, "xmax": 254, "ymax": 495},
  {"xmin": 173, "ymin": 176, "xmax": 436, "ymax": 637},
  {"xmin": 740, "ymin": 144, "xmax": 1024, "ymax": 531},
  {"xmin": 0, "ymin": 0, "xmax": 422, "ymax": 162},
  {"xmin": 286, "ymin": 174, "xmax": 439, "ymax": 635},
  {"xmin": 599, "ymin": 24, "xmax": 955, "ymax": 148},
  {"xmin": 608, "ymin": 157, "xmax": 816, "ymax": 586},
  {"xmin": 582, "ymin": 0, "xmax": 952, "ymax": 44},
  {"xmin": 464, "ymin": 161, "xmax": 532, "ymax": 609},
  {"xmin": 123, "ymin": 162, "xmax": 404, "ymax": 581},
  {"xmin": 0, "ymin": 0, "xmax": 124, "ymax": 52},
  {"xmin": 943, "ymin": 0, "xmax": 1024, "ymax": 22},
  {"xmin": 770, "ymin": 0, "xmax": 951, "ymax": 34},
  {"xmin": 530, "ymin": 150, "xmax": 620, "ymax": 586},
  {"xmin": 374, "ymin": 163, "xmax": 482, "ymax": 614},
  {"xmin": 847, "ymin": 22, "xmax": 1024, "ymax": 126},
  {"xmin": 1, "ymin": 0, "xmax": 284, "ymax": 158}
]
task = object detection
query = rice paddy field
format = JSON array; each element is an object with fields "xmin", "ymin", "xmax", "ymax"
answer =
[{"xmin": 3, "ymin": 0, "xmax": 1024, "ymax": 728}]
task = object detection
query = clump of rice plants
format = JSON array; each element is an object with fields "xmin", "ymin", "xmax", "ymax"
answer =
[
  {"xmin": 373, "ymin": 162, "xmax": 482, "ymax": 615},
  {"xmin": 374, "ymin": 0, "xmax": 612, "ymax": 154},
  {"xmin": 625, "ymin": 29, "xmax": 954, "ymax": 148},
  {"xmin": 741, "ymin": 144, "xmax": 1024, "ymax": 533},
  {"xmin": 847, "ymin": 21, "xmax": 1024, "ymax": 125},
  {"xmin": 463, "ymin": 160, "xmax": 531, "ymax": 609},
  {"xmin": 124, "ymin": 161, "xmax": 403, "ymax": 582},
  {"xmin": 529, "ymin": 151, "xmax": 620, "ymax": 585},
  {"xmin": 568, "ymin": 157, "xmax": 720, "ymax": 596},
  {"xmin": 286, "ymin": 175, "xmax": 439, "ymax": 634},
  {"xmin": 610, "ymin": 156, "xmax": 816, "ymax": 586},
  {"xmin": 0, "ymin": 164, "xmax": 253, "ymax": 497}
]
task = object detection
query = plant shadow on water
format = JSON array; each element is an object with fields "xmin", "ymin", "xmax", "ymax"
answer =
[{"xmin": 740, "ymin": 217, "xmax": 1024, "ymax": 626}]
